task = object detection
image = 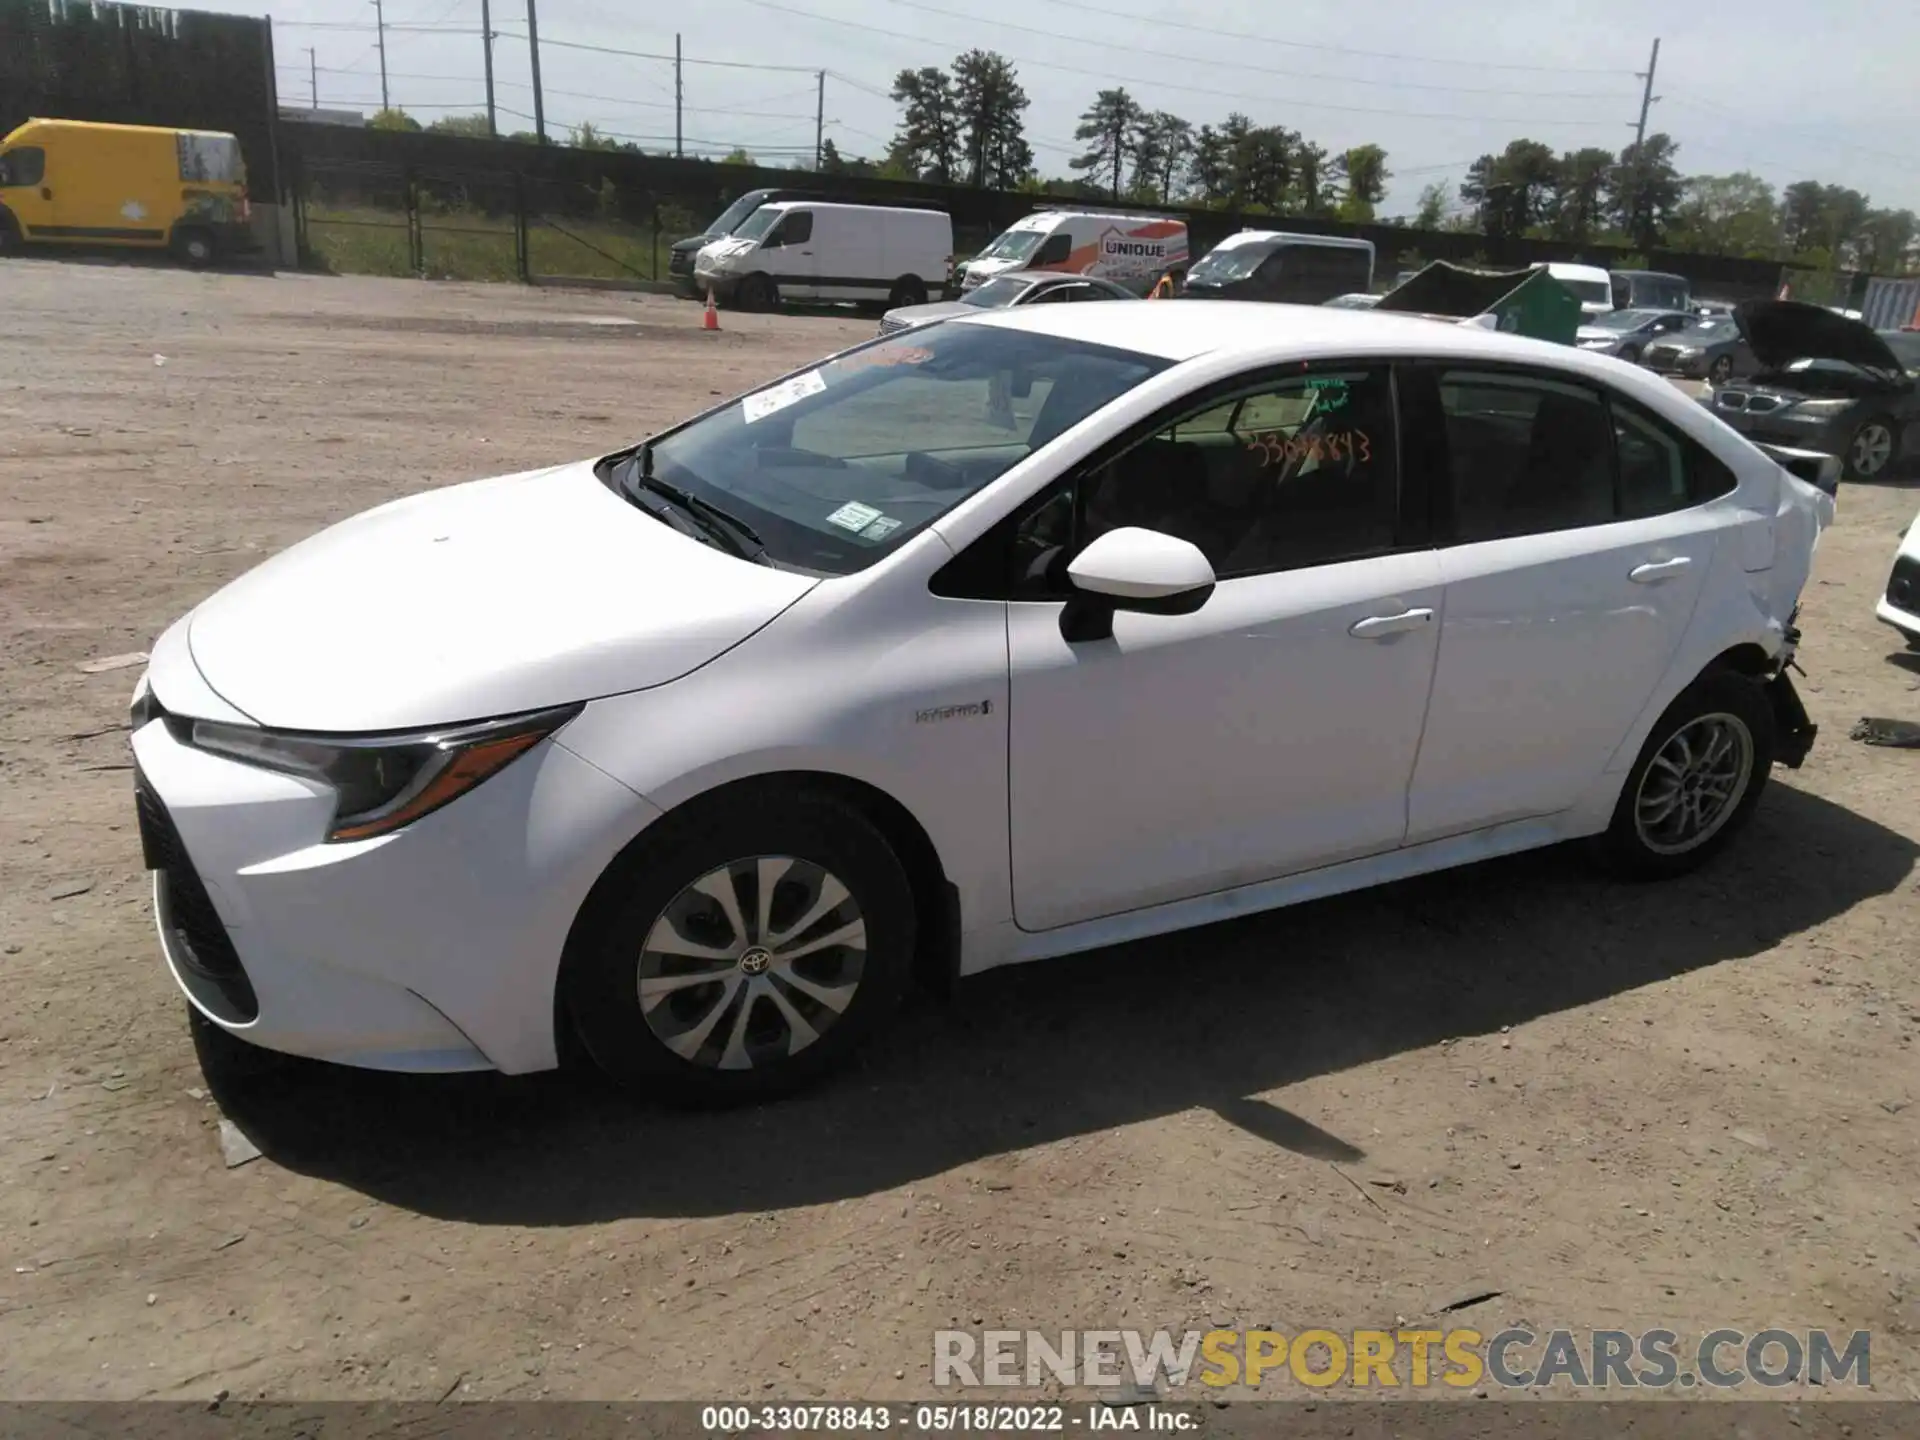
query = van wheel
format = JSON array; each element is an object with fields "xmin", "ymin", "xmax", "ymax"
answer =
[
  {"xmin": 172, "ymin": 226, "xmax": 216, "ymax": 269},
  {"xmin": 888, "ymin": 276, "xmax": 928, "ymax": 308},
  {"xmin": 0, "ymin": 209, "xmax": 20, "ymax": 252},
  {"xmin": 1591, "ymin": 671, "xmax": 1774, "ymax": 881},
  {"xmin": 736, "ymin": 273, "xmax": 777, "ymax": 312},
  {"xmin": 561, "ymin": 789, "xmax": 916, "ymax": 1106}
]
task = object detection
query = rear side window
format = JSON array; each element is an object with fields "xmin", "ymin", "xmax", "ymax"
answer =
[
  {"xmin": 0, "ymin": 146, "xmax": 46, "ymax": 187},
  {"xmin": 1436, "ymin": 369, "xmax": 1737, "ymax": 541}
]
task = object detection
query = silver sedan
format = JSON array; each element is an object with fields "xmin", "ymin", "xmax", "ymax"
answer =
[{"xmin": 879, "ymin": 270, "xmax": 1139, "ymax": 335}]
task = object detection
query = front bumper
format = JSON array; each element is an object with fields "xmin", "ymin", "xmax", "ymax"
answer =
[
  {"xmin": 131, "ymin": 700, "xmax": 659, "ymax": 1075},
  {"xmin": 1717, "ymin": 413, "xmax": 1850, "ymax": 457},
  {"xmin": 692, "ymin": 269, "xmax": 740, "ymax": 302},
  {"xmin": 1644, "ymin": 349, "xmax": 1708, "ymax": 377},
  {"xmin": 1879, "ymin": 551, "xmax": 1920, "ymax": 642}
]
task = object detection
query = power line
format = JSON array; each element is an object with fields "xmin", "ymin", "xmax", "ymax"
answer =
[
  {"xmin": 1022, "ymin": 0, "xmax": 1639, "ymax": 75},
  {"xmin": 273, "ymin": 19, "xmax": 479, "ymax": 32},
  {"xmin": 280, "ymin": 64, "xmax": 820, "ymax": 121},
  {"xmin": 732, "ymin": 0, "xmax": 1634, "ymax": 128},
  {"xmin": 491, "ymin": 27, "xmax": 819, "ymax": 74},
  {"xmin": 873, "ymin": 0, "xmax": 1636, "ymax": 98}
]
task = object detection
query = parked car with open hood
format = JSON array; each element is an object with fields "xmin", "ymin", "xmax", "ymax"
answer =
[
  {"xmin": 1575, "ymin": 308, "xmax": 1696, "ymax": 362},
  {"xmin": 1704, "ymin": 300, "xmax": 1920, "ymax": 481},
  {"xmin": 1643, "ymin": 316, "xmax": 1757, "ymax": 385},
  {"xmin": 131, "ymin": 301, "xmax": 1832, "ymax": 1103},
  {"xmin": 878, "ymin": 269, "xmax": 1136, "ymax": 336}
]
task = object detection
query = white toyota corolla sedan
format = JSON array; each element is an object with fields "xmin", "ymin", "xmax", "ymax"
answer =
[{"xmin": 131, "ymin": 302, "xmax": 1835, "ymax": 1103}]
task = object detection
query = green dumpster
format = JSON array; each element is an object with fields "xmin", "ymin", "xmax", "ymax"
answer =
[{"xmin": 1374, "ymin": 261, "xmax": 1582, "ymax": 345}]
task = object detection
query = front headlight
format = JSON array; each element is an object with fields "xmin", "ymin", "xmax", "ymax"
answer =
[
  {"xmin": 179, "ymin": 704, "xmax": 582, "ymax": 842},
  {"xmin": 1787, "ymin": 399, "xmax": 1856, "ymax": 419}
]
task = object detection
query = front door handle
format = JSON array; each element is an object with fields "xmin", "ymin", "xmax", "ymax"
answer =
[
  {"xmin": 1349, "ymin": 607, "xmax": 1434, "ymax": 639},
  {"xmin": 41, "ymin": 187, "xmax": 52, "ymax": 200},
  {"xmin": 1629, "ymin": 556, "xmax": 1692, "ymax": 583}
]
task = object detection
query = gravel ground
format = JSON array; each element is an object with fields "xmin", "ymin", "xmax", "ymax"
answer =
[{"xmin": 2, "ymin": 260, "xmax": 1918, "ymax": 1405}]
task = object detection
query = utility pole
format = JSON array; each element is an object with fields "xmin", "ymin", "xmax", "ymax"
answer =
[
  {"xmin": 674, "ymin": 33, "xmax": 684, "ymax": 160},
  {"xmin": 306, "ymin": 47, "xmax": 317, "ymax": 110},
  {"xmin": 526, "ymin": 0, "xmax": 546, "ymax": 142},
  {"xmin": 480, "ymin": 0, "xmax": 497, "ymax": 137},
  {"xmin": 372, "ymin": 0, "xmax": 389, "ymax": 111},
  {"xmin": 814, "ymin": 70, "xmax": 825, "ymax": 169},
  {"xmin": 1632, "ymin": 37, "xmax": 1661, "ymax": 149}
]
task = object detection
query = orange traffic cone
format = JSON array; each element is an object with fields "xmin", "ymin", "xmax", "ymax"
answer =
[{"xmin": 703, "ymin": 288, "xmax": 720, "ymax": 331}]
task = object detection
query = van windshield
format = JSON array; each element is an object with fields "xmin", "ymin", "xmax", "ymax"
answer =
[
  {"xmin": 1560, "ymin": 278, "xmax": 1612, "ymax": 306},
  {"xmin": 732, "ymin": 206, "xmax": 783, "ymax": 243},
  {"xmin": 620, "ymin": 322, "xmax": 1168, "ymax": 576},
  {"xmin": 1186, "ymin": 246, "xmax": 1267, "ymax": 284},
  {"xmin": 980, "ymin": 229, "xmax": 1045, "ymax": 262},
  {"xmin": 707, "ymin": 192, "xmax": 769, "ymax": 236}
]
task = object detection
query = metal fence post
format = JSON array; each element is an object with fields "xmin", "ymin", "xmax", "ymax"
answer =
[
  {"xmin": 405, "ymin": 166, "xmax": 423, "ymax": 276},
  {"xmin": 650, "ymin": 197, "xmax": 661, "ymax": 282},
  {"xmin": 514, "ymin": 175, "xmax": 531, "ymax": 283}
]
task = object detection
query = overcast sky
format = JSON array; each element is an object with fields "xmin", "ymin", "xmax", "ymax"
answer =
[{"xmin": 201, "ymin": 0, "xmax": 1917, "ymax": 216}]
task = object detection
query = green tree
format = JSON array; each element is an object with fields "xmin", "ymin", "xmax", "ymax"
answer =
[
  {"xmin": 889, "ymin": 66, "xmax": 961, "ymax": 182},
  {"xmin": 720, "ymin": 147, "xmax": 754, "ymax": 166},
  {"xmin": 1128, "ymin": 112, "xmax": 1193, "ymax": 205},
  {"xmin": 1070, "ymin": 88, "xmax": 1145, "ymax": 199},
  {"xmin": 427, "ymin": 112, "xmax": 494, "ymax": 138},
  {"xmin": 368, "ymin": 107, "xmax": 421, "ymax": 133},
  {"xmin": 1670, "ymin": 172, "xmax": 1782, "ymax": 258},
  {"xmin": 1604, "ymin": 133, "xmax": 1683, "ymax": 249},
  {"xmin": 1292, "ymin": 140, "xmax": 1332, "ymax": 216},
  {"xmin": 952, "ymin": 50, "xmax": 1033, "ymax": 188},
  {"xmin": 1413, "ymin": 179, "xmax": 1450, "ymax": 229},
  {"xmin": 1332, "ymin": 144, "xmax": 1389, "ymax": 222},
  {"xmin": 1549, "ymin": 147, "xmax": 1614, "ymax": 242},
  {"xmin": 1856, "ymin": 207, "xmax": 1917, "ymax": 273},
  {"xmin": 1459, "ymin": 139, "xmax": 1558, "ymax": 239},
  {"xmin": 569, "ymin": 121, "xmax": 619, "ymax": 151}
]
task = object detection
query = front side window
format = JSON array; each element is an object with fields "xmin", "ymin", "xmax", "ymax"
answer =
[
  {"xmin": 708, "ymin": 192, "xmax": 770, "ymax": 236},
  {"xmin": 626, "ymin": 321, "xmax": 1167, "ymax": 575},
  {"xmin": 0, "ymin": 146, "xmax": 45, "ymax": 188},
  {"xmin": 1033, "ymin": 233, "xmax": 1073, "ymax": 267},
  {"xmin": 961, "ymin": 276, "xmax": 1031, "ymax": 308},
  {"xmin": 1009, "ymin": 364, "xmax": 1401, "ymax": 589},
  {"xmin": 766, "ymin": 210, "xmax": 812, "ymax": 247}
]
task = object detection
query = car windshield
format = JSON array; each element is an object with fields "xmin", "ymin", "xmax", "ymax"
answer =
[
  {"xmin": 706, "ymin": 193, "xmax": 767, "ymax": 236},
  {"xmin": 961, "ymin": 276, "xmax": 1032, "ymax": 308},
  {"xmin": 630, "ymin": 322, "xmax": 1168, "ymax": 575},
  {"xmin": 1186, "ymin": 246, "xmax": 1266, "ymax": 284},
  {"xmin": 979, "ymin": 228, "xmax": 1046, "ymax": 262},
  {"xmin": 1592, "ymin": 308, "xmax": 1663, "ymax": 331},
  {"xmin": 1880, "ymin": 330, "xmax": 1920, "ymax": 372}
]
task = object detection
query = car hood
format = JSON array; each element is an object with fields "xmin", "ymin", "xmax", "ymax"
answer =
[
  {"xmin": 1734, "ymin": 299, "xmax": 1903, "ymax": 372},
  {"xmin": 672, "ymin": 232, "xmax": 719, "ymax": 254},
  {"xmin": 884, "ymin": 299, "xmax": 975, "ymax": 327},
  {"xmin": 1576, "ymin": 325, "xmax": 1622, "ymax": 343},
  {"xmin": 185, "ymin": 461, "xmax": 816, "ymax": 732}
]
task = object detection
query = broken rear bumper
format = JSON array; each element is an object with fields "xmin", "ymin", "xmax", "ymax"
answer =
[{"xmin": 1766, "ymin": 671, "xmax": 1818, "ymax": 769}]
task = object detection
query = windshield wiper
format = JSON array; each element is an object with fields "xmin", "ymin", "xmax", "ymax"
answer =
[{"xmin": 621, "ymin": 443, "xmax": 766, "ymax": 561}]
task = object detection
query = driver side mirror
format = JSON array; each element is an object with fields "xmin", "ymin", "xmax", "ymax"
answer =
[{"xmin": 1059, "ymin": 527, "xmax": 1217, "ymax": 643}]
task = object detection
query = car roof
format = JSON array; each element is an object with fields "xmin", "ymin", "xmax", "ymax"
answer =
[{"xmin": 953, "ymin": 297, "xmax": 1602, "ymax": 366}]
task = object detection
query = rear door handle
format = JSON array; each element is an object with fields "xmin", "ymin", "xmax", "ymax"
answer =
[
  {"xmin": 1630, "ymin": 556, "xmax": 1692, "ymax": 583},
  {"xmin": 1349, "ymin": 607, "xmax": 1434, "ymax": 639}
]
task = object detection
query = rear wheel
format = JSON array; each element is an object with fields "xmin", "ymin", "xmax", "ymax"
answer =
[
  {"xmin": 1845, "ymin": 415, "xmax": 1898, "ymax": 481},
  {"xmin": 1593, "ymin": 671, "xmax": 1773, "ymax": 880},
  {"xmin": 562, "ymin": 790, "xmax": 916, "ymax": 1105},
  {"xmin": 888, "ymin": 276, "xmax": 928, "ymax": 308},
  {"xmin": 735, "ymin": 272, "xmax": 777, "ymax": 312},
  {"xmin": 172, "ymin": 225, "xmax": 216, "ymax": 269}
]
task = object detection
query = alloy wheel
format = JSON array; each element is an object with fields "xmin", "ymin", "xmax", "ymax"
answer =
[
  {"xmin": 637, "ymin": 856, "xmax": 866, "ymax": 1071},
  {"xmin": 1850, "ymin": 422, "xmax": 1894, "ymax": 478},
  {"xmin": 1633, "ymin": 713, "xmax": 1754, "ymax": 856}
]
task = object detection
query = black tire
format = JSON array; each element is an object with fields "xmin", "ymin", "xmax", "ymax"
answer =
[
  {"xmin": 735, "ymin": 272, "xmax": 777, "ymax": 312},
  {"xmin": 0, "ymin": 208, "xmax": 20, "ymax": 252},
  {"xmin": 1592, "ymin": 670, "xmax": 1774, "ymax": 881},
  {"xmin": 562, "ymin": 789, "xmax": 916, "ymax": 1106},
  {"xmin": 1843, "ymin": 414, "xmax": 1899, "ymax": 482},
  {"xmin": 1620, "ymin": 344, "xmax": 1641, "ymax": 364},
  {"xmin": 888, "ymin": 276, "xmax": 928, "ymax": 308},
  {"xmin": 1708, "ymin": 354, "xmax": 1733, "ymax": 385},
  {"xmin": 172, "ymin": 225, "xmax": 216, "ymax": 269}
]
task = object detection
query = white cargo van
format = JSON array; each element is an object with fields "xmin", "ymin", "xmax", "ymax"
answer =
[
  {"xmin": 1535, "ymin": 261, "xmax": 1614, "ymax": 319},
  {"xmin": 693, "ymin": 201, "xmax": 952, "ymax": 311},
  {"xmin": 959, "ymin": 210, "xmax": 1189, "ymax": 295}
]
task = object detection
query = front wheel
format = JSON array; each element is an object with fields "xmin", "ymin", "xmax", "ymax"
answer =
[
  {"xmin": 562, "ymin": 791, "xmax": 916, "ymax": 1105},
  {"xmin": 735, "ymin": 272, "xmax": 778, "ymax": 312},
  {"xmin": 1593, "ymin": 671, "xmax": 1774, "ymax": 880},
  {"xmin": 1845, "ymin": 415, "xmax": 1898, "ymax": 481},
  {"xmin": 0, "ymin": 209, "xmax": 20, "ymax": 252},
  {"xmin": 1620, "ymin": 344, "xmax": 1641, "ymax": 364}
]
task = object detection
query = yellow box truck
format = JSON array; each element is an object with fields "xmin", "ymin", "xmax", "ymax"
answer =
[{"xmin": 0, "ymin": 118, "xmax": 252, "ymax": 266}]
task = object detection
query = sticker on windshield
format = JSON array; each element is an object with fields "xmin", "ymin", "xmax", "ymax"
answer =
[
  {"xmin": 860, "ymin": 515, "xmax": 903, "ymax": 541},
  {"xmin": 742, "ymin": 369, "xmax": 826, "ymax": 424},
  {"xmin": 825, "ymin": 501, "xmax": 884, "ymax": 532}
]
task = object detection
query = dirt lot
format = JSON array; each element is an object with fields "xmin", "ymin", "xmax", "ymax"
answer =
[{"xmin": 2, "ymin": 259, "xmax": 1919, "ymax": 1405}]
